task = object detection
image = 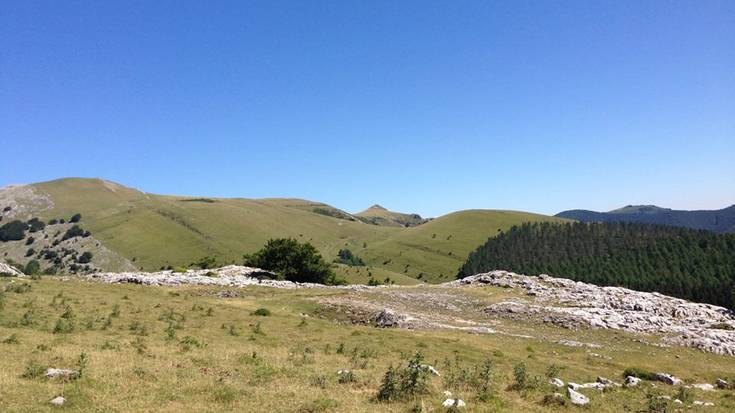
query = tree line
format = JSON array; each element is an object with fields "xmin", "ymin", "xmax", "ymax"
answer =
[{"xmin": 458, "ymin": 221, "xmax": 735, "ymax": 309}]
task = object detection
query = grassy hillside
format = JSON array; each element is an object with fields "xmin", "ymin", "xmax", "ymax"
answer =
[
  {"xmin": 359, "ymin": 210, "xmax": 568, "ymax": 283},
  {"xmin": 2, "ymin": 178, "xmax": 564, "ymax": 283}
]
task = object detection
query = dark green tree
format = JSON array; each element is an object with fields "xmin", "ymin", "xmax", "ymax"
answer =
[{"xmin": 243, "ymin": 238, "xmax": 339, "ymax": 284}]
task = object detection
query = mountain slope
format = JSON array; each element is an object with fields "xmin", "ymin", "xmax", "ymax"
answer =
[
  {"xmin": 556, "ymin": 204, "xmax": 735, "ymax": 233},
  {"xmin": 1, "ymin": 178, "xmax": 564, "ymax": 281},
  {"xmin": 354, "ymin": 204, "xmax": 428, "ymax": 227}
]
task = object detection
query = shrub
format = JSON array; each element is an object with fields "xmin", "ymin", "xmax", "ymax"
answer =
[
  {"xmin": 25, "ymin": 248, "xmax": 35, "ymax": 257},
  {"xmin": 512, "ymin": 362, "xmax": 528, "ymax": 390},
  {"xmin": 367, "ymin": 278, "xmax": 382, "ymax": 287},
  {"xmin": 244, "ymin": 238, "xmax": 339, "ymax": 284},
  {"xmin": 25, "ymin": 237, "xmax": 34, "ymax": 245},
  {"xmin": 376, "ymin": 352, "xmax": 431, "ymax": 402},
  {"xmin": 62, "ymin": 225, "xmax": 85, "ymax": 241},
  {"xmin": 48, "ymin": 218, "xmax": 58, "ymax": 225},
  {"xmin": 191, "ymin": 256, "xmax": 217, "ymax": 269},
  {"xmin": 27, "ymin": 218, "xmax": 45, "ymax": 233},
  {"xmin": 623, "ymin": 367, "xmax": 657, "ymax": 381},
  {"xmin": 78, "ymin": 251, "xmax": 93, "ymax": 264},
  {"xmin": 2, "ymin": 333, "xmax": 19, "ymax": 344},
  {"xmin": 0, "ymin": 220, "xmax": 28, "ymax": 241},
  {"xmin": 172, "ymin": 267, "xmax": 188, "ymax": 273},
  {"xmin": 335, "ymin": 249, "xmax": 365, "ymax": 266},
  {"xmin": 70, "ymin": 213, "xmax": 82, "ymax": 223},
  {"xmin": 53, "ymin": 317, "xmax": 75, "ymax": 334},
  {"xmin": 24, "ymin": 260, "xmax": 40, "ymax": 275},
  {"xmin": 251, "ymin": 308, "xmax": 271, "ymax": 316},
  {"xmin": 21, "ymin": 360, "xmax": 46, "ymax": 379}
]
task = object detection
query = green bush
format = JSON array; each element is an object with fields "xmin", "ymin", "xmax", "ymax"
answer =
[
  {"xmin": 191, "ymin": 256, "xmax": 217, "ymax": 269},
  {"xmin": 24, "ymin": 260, "xmax": 40, "ymax": 275},
  {"xmin": 78, "ymin": 251, "xmax": 93, "ymax": 264},
  {"xmin": 251, "ymin": 308, "xmax": 271, "ymax": 316},
  {"xmin": 62, "ymin": 225, "xmax": 86, "ymax": 240},
  {"xmin": 376, "ymin": 352, "xmax": 431, "ymax": 402},
  {"xmin": 70, "ymin": 213, "xmax": 82, "ymax": 223},
  {"xmin": 335, "ymin": 249, "xmax": 365, "ymax": 266},
  {"xmin": 623, "ymin": 367, "xmax": 657, "ymax": 381},
  {"xmin": 244, "ymin": 238, "xmax": 339, "ymax": 284},
  {"xmin": 27, "ymin": 218, "xmax": 45, "ymax": 233},
  {"xmin": 0, "ymin": 220, "xmax": 28, "ymax": 241}
]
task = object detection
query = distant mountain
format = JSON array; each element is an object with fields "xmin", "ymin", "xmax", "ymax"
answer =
[
  {"xmin": 556, "ymin": 204, "xmax": 735, "ymax": 233},
  {"xmin": 354, "ymin": 204, "xmax": 429, "ymax": 227}
]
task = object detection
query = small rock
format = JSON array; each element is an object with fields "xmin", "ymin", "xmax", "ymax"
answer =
[
  {"xmin": 673, "ymin": 399, "xmax": 683, "ymax": 404},
  {"xmin": 715, "ymin": 378, "xmax": 728, "ymax": 389},
  {"xmin": 654, "ymin": 373, "xmax": 682, "ymax": 386},
  {"xmin": 49, "ymin": 396, "xmax": 65, "ymax": 406},
  {"xmin": 421, "ymin": 364, "xmax": 440, "ymax": 376},
  {"xmin": 45, "ymin": 368, "xmax": 79, "ymax": 380},
  {"xmin": 442, "ymin": 399, "xmax": 465, "ymax": 408},
  {"xmin": 625, "ymin": 376, "xmax": 641, "ymax": 387},
  {"xmin": 597, "ymin": 377, "xmax": 620, "ymax": 387},
  {"xmin": 691, "ymin": 383, "xmax": 715, "ymax": 391},
  {"xmin": 549, "ymin": 378, "xmax": 565, "ymax": 388},
  {"xmin": 568, "ymin": 388, "xmax": 590, "ymax": 406},
  {"xmin": 443, "ymin": 390, "xmax": 453, "ymax": 397},
  {"xmin": 693, "ymin": 400, "xmax": 714, "ymax": 407}
]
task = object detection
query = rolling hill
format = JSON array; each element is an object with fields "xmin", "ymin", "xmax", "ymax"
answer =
[
  {"xmin": 0, "ymin": 178, "xmax": 565, "ymax": 283},
  {"xmin": 556, "ymin": 204, "xmax": 735, "ymax": 233}
]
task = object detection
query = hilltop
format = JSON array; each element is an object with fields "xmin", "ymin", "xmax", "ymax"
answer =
[
  {"xmin": 556, "ymin": 204, "xmax": 735, "ymax": 233},
  {"xmin": 354, "ymin": 204, "xmax": 429, "ymax": 227},
  {"xmin": 0, "ymin": 178, "xmax": 565, "ymax": 283}
]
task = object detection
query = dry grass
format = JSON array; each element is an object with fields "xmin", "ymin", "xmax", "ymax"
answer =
[{"xmin": 1, "ymin": 277, "xmax": 734, "ymax": 412}]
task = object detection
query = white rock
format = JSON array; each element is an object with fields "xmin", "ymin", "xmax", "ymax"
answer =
[
  {"xmin": 655, "ymin": 373, "xmax": 682, "ymax": 386},
  {"xmin": 45, "ymin": 368, "xmax": 79, "ymax": 380},
  {"xmin": 443, "ymin": 390, "xmax": 453, "ymax": 397},
  {"xmin": 693, "ymin": 400, "xmax": 714, "ymax": 406},
  {"xmin": 549, "ymin": 378, "xmax": 565, "ymax": 388},
  {"xmin": 442, "ymin": 399, "xmax": 465, "ymax": 407},
  {"xmin": 716, "ymin": 378, "xmax": 729, "ymax": 389},
  {"xmin": 691, "ymin": 383, "xmax": 715, "ymax": 391},
  {"xmin": 0, "ymin": 262, "xmax": 24, "ymax": 277},
  {"xmin": 673, "ymin": 399, "xmax": 683, "ymax": 404},
  {"xmin": 625, "ymin": 376, "xmax": 641, "ymax": 387},
  {"xmin": 49, "ymin": 396, "xmax": 65, "ymax": 406},
  {"xmin": 421, "ymin": 364, "xmax": 440, "ymax": 376},
  {"xmin": 568, "ymin": 388, "xmax": 590, "ymax": 406}
]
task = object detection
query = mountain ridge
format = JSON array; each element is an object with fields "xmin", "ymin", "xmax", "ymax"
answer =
[{"xmin": 556, "ymin": 204, "xmax": 735, "ymax": 233}]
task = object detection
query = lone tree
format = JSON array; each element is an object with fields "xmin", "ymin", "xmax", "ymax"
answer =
[{"xmin": 244, "ymin": 238, "xmax": 340, "ymax": 285}]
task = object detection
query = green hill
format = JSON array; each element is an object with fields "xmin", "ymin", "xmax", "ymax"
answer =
[
  {"xmin": 354, "ymin": 204, "xmax": 428, "ymax": 227},
  {"xmin": 1, "ymin": 178, "xmax": 564, "ymax": 283}
]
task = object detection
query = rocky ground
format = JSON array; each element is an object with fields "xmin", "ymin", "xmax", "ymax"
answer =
[{"xmin": 47, "ymin": 264, "xmax": 735, "ymax": 357}]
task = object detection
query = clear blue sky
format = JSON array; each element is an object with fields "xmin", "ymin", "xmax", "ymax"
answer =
[{"xmin": 2, "ymin": 1, "xmax": 734, "ymax": 217}]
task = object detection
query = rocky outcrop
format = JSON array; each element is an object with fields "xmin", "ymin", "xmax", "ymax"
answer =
[
  {"xmin": 0, "ymin": 262, "xmax": 24, "ymax": 277},
  {"xmin": 81, "ymin": 265, "xmax": 368, "ymax": 290},
  {"xmin": 454, "ymin": 270, "xmax": 735, "ymax": 356}
]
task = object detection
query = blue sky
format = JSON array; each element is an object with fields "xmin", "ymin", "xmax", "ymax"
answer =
[{"xmin": 2, "ymin": 1, "xmax": 734, "ymax": 217}]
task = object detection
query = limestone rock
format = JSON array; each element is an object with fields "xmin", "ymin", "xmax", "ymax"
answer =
[
  {"xmin": 49, "ymin": 396, "xmax": 65, "ymax": 406},
  {"xmin": 715, "ymin": 378, "xmax": 729, "ymax": 389},
  {"xmin": 375, "ymin": 309, "xmax": 414, "ymax": 328},
  {"xmin": 691, "ymin": 383, "xmax": 714, "ymax": 391},
  {"xmin": 45, "ymin": 368, "xmax": 79, "ymax": 380},
  {"xmin": 0, "ymin": 262, "xmax": 24, "ymax": 277},
  {"xmin": 549, "ymin": 378, "xmax": 565, "ymax": 388},
  {"xmin": 442, "ymin": 399, "xmax": 465, "ymax": 408},
  {"xmin": 625, "ymin": 376, "xmax": 641, "ymax": 387},
  {"xmin": 568, "ymin": 388, "xmax": 590, "ymax": 405},
  {"xmin": 654, "ymin": 373, "xmax": 682, "ymax": 386}
]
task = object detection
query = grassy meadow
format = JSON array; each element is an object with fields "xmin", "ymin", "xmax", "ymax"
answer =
[{"xmin": 1, "ymin": 276, "xmax": 733, "ymax": 412}]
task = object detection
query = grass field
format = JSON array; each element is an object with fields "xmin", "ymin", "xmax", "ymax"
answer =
[
  {"xmin": 5, "ymin": 178, "xmax": 567, "ymax": 282},
  {"xmin": 1, "ymin": 276, "xmax": 733, "ymax": 412}
]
